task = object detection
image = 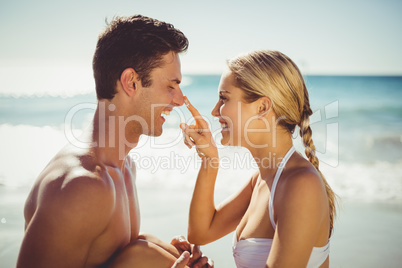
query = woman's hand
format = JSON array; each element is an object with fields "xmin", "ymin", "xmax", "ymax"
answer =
[
  {"xmin": 170, "ymin": 236, "xmax": 214, "ymax": 268},
  {"xmin": 180, "ymin": 96, "xmax": 218, "ymax": 161}
]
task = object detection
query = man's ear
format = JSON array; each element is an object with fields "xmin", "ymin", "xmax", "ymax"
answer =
[
  {"xmin": 120, "ymin": 68, "xmax": 140, "ymax": 97},
  {"xmin": 257, "ymin": 97, "xmax": 272, "ymax": 118}
]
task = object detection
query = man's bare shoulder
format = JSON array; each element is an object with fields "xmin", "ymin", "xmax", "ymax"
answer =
[
  {"xmin": 47, "ymin": 147, "xmax": 111, "ymax": 187},
  {"xmin": 19, "ymin": 147, "xmax": 123, "ymax": 268},
  {"xmin": 26, "ymin": 146, "xmax": 116, "ymax": 225}
]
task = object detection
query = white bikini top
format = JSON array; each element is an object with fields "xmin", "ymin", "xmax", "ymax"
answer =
[{"xmin": 232, "ymin": 146, "xmax": 330, "ymax": 268}]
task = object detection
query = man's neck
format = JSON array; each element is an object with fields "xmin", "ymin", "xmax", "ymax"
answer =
[{"xmin": 90, "ymin": 101, "xmax": 141, "ymax": 169}]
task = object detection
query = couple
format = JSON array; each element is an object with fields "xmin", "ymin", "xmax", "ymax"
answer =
[{"xmin": 17, "ymin": 14, "xmax": 336, "ymax": 268}]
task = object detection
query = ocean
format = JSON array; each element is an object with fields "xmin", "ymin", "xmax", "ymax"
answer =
[
  {"xmin": 1, "ymin": 74, "xmax": 402, "ymax": 267},
  {"xmin": 1, "ymin": 75, "xmax": 401, "ymax": 200}
]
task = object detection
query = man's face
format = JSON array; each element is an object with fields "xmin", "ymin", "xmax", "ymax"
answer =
[{"xmin": 137, "ymin": 52, "xmax": 184, "ymax": 137}]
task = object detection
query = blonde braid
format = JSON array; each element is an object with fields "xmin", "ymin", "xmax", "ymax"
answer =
[
  {"xmin": 299, "ymin": 108, "xmax": 318, "ymax": 167},
  {"xmin": 299, "ymin": 107, "xmax": 337, "ymax": 236}
]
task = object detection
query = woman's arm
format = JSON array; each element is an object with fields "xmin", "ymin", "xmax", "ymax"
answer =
[
  {"xmin": 181, "ymin": 97, "xmax": 255, "ymax": 245},
  {"xmin": 188, "ymin": 165, "xmax": 256, "ymax": 245},
  {"xmin": 266, "ymin": 169, "xmax": 329, "ymax": 267},
  {"xmin": 187, "ymin": 157, "xmax": 219, "ymax": 244}
]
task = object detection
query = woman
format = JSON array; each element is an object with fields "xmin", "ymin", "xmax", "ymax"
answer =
[{"xmin": 180, "ymin": 50, "xmax": 336, "ymax": 268}]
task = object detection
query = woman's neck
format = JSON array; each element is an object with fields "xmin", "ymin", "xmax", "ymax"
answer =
[{"xmin": 246, "ymin": 128, "xmax": 293, "ymax": 182}]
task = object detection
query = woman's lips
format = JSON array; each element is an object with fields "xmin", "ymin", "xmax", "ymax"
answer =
[{"xmin": 220, "ymin": 120, "xmax": 229, "ymax": 131}]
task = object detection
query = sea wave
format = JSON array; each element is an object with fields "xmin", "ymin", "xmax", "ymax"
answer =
[
  {"xmin": 0, "ymin": 63, "xmax": 95, "ymax": 97},
  {"xmin": 1, "ymin": 124, "xmax": 401, "ymax": 203}
]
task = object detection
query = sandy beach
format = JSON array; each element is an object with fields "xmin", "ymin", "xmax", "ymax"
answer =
[{"xmin": 1, "ymin": 185, "xmax": 402, "ymax": 268}]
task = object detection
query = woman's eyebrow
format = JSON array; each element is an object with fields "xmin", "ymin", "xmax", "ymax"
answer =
[{"xmin": 219, "ymin": 90, "xmax": 230, "ymax": 94}]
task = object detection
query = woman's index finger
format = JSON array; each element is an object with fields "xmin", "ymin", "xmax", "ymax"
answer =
[
  {"xmin": 184, "ymin": 96, "xmax": 207, "ymax": 128},
  {"xmin": 184, "ymin": 96, "xmax": 200, "ymax": 116}
]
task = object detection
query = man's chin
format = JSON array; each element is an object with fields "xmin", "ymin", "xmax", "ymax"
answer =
[
  {"xmin": 154, "ymin": 131, "xmax": 163, "ymax": 137},
  {"xmin": 146, "ymin": 128, "xmax": 163, "ymax": 137}
]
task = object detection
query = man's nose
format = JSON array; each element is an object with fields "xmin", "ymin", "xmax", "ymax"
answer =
[{"xmin": 172, "ymin": 87, "xmax": 184, "ymax": 106}]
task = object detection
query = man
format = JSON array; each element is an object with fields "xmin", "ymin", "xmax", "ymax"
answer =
[{"xmin": 17, "ymin": 15, "xmax": 211, "ymax": 268}]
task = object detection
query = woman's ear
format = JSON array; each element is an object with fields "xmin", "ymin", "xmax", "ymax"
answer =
[
  {"xmin": 120, "ymin": 68, "xmax": 139, "ymax": 97},
  {"xmin": 257, "ymin": 97, "xmax": 272, "ymax": 119}
]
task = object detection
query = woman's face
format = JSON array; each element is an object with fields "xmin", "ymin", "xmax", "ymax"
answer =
[{"xmin": 211, "ymin": 71, "xmax": 260, "ymax": 147}]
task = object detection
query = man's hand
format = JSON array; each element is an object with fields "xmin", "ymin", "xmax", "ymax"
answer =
[{"xmin": 171, "ymin": 236, "xmax": 214, "ymax": 268}]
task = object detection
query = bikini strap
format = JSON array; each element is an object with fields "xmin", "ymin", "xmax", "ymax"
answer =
[{"xmin": 269, "ymin": 146, "xmax": 296, "ymax": 230}]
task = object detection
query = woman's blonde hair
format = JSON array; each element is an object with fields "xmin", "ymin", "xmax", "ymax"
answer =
[{"xmin": 227, "ymin": 50, "xmax": 336, "ymax": 236}]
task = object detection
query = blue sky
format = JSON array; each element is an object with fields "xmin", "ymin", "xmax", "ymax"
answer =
[{"xmin": 0, "ymin": 0, "xmax": 401, "ymax": 95}]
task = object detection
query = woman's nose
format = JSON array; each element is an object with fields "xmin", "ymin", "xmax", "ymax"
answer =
[{"xmin": 211, "ymin": 101, "xmax": 221, "ymax": 117}]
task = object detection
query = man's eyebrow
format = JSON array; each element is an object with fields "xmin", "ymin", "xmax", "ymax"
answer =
[{"xmin": 169, "ymin": 78, "xmax": 181, "ymax": 84}]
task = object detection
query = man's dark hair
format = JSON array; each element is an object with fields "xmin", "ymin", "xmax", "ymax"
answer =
[{"xmin": 92, "ymin": 15, "xmax": 189, "ymax": 99}]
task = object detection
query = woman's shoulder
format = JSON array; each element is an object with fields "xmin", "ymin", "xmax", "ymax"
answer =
[
  {"xmin": 250, "ymin": 170, "xmax": 260, "ymax": 189},
  {"xmin": 278, "ymin": 155, "xmax": 328, "ymax": 208},
  {"xmin": 287, "ymin": 152, "xmax": 323, "ymax": 181}
]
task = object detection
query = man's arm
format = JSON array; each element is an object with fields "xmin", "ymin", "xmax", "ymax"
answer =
[
  {"xmin": 17, "ymin": 176, "xmax": 114, "ymax": 268},
  {"xmin": 137, "ymin": 233, "xmax": 181, "ymax": 257},
  {"xmin": 139, "ymin": 233, "xmax": 212, "ymax": 267},
  {"xmin": 109, "ymin": 238, "xmax": 189, "ymax": 268}
]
